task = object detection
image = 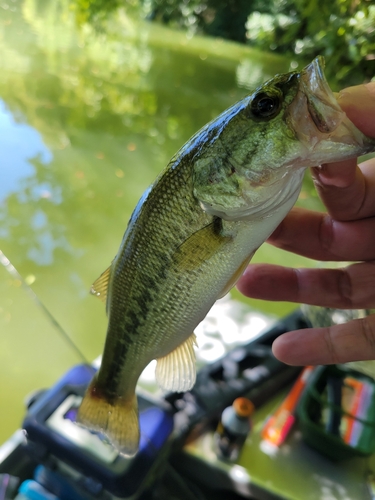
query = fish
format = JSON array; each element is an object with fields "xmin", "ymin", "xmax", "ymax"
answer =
[{"xmin": 77, "ymin": 56, "xmax": 375, "ymax": 456}]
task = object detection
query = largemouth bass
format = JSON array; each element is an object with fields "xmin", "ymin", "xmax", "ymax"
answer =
[{"xmin": 77, "ymin": 56, "xmax": 375, "ymax": 456}]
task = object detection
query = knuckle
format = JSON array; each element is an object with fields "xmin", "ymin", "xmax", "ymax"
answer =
[
  {"xmin": 359, "ymin": 317, "xmax": 375, "ymax": 353},
  {"xmin": 323, "ymin": 327, "xmax": 339, "ymax": 364},
  {"xmin": 319, "ymin": 214, "xmax": 333, "ymax": 253},
  {"xmin": 337, "ymin": 269, "xmax": 354, "ymax": 308}
]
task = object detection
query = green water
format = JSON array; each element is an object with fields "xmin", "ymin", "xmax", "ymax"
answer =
[{"xmin": 0, "ymin": 0, "xmax": 323, "ymax": 443}]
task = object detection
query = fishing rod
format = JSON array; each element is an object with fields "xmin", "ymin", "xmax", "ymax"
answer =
[{"xmin": 0, "ymin": 249, "xmax": 88, "ymax": 364}]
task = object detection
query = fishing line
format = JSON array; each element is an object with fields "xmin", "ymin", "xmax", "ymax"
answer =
[{"xmin": 0, "ymin": 249, "xmax": 88, "ymax": 364}]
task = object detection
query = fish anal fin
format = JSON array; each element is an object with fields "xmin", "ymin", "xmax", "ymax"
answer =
[
  {"xmin": 174, "ymin": 219, "xmax": 231, "ymax": 271},
  {"xmin": 77, "ymin": 375, "xmax": 139, "ymax": 457},
  {"xmin": 90, "ymin": 265, "xmax": 111, "ymax": 303},
  {"xmin": 218, "ymin": 251, "xmax": 255, "ymax": 299},
  {"xmin": 156, "ymin": 333, "xmax": 197, "ymax": 392}
]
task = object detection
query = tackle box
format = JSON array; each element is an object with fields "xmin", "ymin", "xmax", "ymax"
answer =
[{"xmin": 297, "ymin": 364, "xmax": 375, "ymax": 460}]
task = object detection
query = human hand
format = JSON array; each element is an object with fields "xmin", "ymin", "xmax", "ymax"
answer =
[{"xmin": 237, "ymin": 82, "xmax": 375, "ymax": 366}]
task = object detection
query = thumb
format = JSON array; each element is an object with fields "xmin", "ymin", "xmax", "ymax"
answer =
[{"xmin": 337, "ymin": 82, "xmax": 375, "ymax": 138}]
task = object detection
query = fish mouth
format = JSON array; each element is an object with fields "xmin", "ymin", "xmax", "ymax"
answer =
[
  {"xmin": 289, "ymin": 55, "xmax": 371, "ymax": 157},
  {"xmin": 301, "ymin": 56, "xmax": 344, "ymax": 134}
]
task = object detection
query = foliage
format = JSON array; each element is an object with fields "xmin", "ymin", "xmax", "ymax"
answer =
[
  {"xmin": 149, "ymin": 0, "xmax": 261, "ymax": 42},
  {"xmin": 146, "ymin": 0, "xmax": 375, "ymax": 86},
  {"xmin": 72, "ymin": 0, "xmax": 264, "ymax": 42},
  {"xmin": 70, "ymin": 0, "xmax": 140, "ymax": 27},
  {"xmin": 69, "ymin": 0, "xmax": 375, "ymax": 87},
  {"xmin": 246, "ymin": 0, "xmax": 375, "ymax": 87}
]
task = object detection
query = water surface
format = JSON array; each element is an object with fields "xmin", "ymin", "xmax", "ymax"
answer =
[{"xmin": 0, "ymin": 0, "xmax": 322, "ymax": 442}]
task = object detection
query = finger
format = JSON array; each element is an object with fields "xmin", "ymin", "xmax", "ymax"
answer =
[
  {"xmin": 272, "ymin": 314, "xmax": 375, "ymax": 365},
  {"xmin": 311, "ymin": 158, "xmax": 375, "ymax": 221},
  {"xmin": 267, "ymin": 206, "xmax": 375, "ymax": 261},
  {"xmin": 237, "ymin": 262, "xmax": 375, "ymax": 309}
]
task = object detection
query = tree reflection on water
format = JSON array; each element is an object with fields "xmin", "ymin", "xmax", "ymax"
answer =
[{"xmin": 0, "ymin": 0, "xmax": 319, "ymax": 441}]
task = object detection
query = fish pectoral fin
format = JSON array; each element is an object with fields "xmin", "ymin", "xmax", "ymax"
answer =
[
  {"xmin": 218, "ymin": 251, "xmax": 255, "ymax": 299},
  {"xmin": 90, "ymin": 265, "xmax": 112, "ymax": 303},
  {"xmin": 155, "ymin": 333, "xmax": 198, "ymax": 392},
  {"xmin": 173, "ymin": 218, "xmax": 231, "ymax": 271}
]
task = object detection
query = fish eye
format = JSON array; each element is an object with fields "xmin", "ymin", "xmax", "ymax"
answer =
[{"xmin": 249, "ymin": 92, "xmax": 281, "ymax": 119}]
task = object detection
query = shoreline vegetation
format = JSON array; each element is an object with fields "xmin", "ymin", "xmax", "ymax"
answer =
[{"xmin": 73, "ymin": 0, "xmax": 375, "ymax": 88}]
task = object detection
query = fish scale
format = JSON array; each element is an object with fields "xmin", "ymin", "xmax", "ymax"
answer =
[{"xmin": 99, "ymin": 158, "xmax": 210, "ymax": 377}]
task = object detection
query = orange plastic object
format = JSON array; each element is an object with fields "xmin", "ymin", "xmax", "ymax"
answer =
[
  {"xmin": 262, "ymin": 366, "xmax": 315, "ymax": 446},
  {"xmin": 233, "ymin": 397, "xmax": 255, "ymax": 418}
]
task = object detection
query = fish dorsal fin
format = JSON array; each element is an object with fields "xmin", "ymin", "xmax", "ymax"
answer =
[
  {"xmin": 174, "ymin": 218, "xmax": 231, "ymax": 271},
  {"xmin": 90, "ymin": 265, "xmax": 111, "ymax": 303},
  {"xmin": 155, "ymin": 333, "xmax": 198, "ymax": 392}
]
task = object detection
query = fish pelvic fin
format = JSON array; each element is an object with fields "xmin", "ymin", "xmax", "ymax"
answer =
[
  {"xmin": 90, "ymin": 265, "xmax": 112, "ymax": 304},
  {"xmin": 156, "ymin": 333, "xmax": 197, "ymax": 393},
  {"xmin": 77, "ymin": 376, "xmax": 139, "ymax": 457}
]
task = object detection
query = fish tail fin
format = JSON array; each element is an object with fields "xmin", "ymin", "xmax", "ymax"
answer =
[{"xmin": 77, "ymin": 375, "xmax": 139, "ymax": 457}]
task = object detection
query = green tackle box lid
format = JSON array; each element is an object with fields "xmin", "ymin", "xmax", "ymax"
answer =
[{"xmin": 296, "ymin": 364, "xmax": 375, "ymax": 461}]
